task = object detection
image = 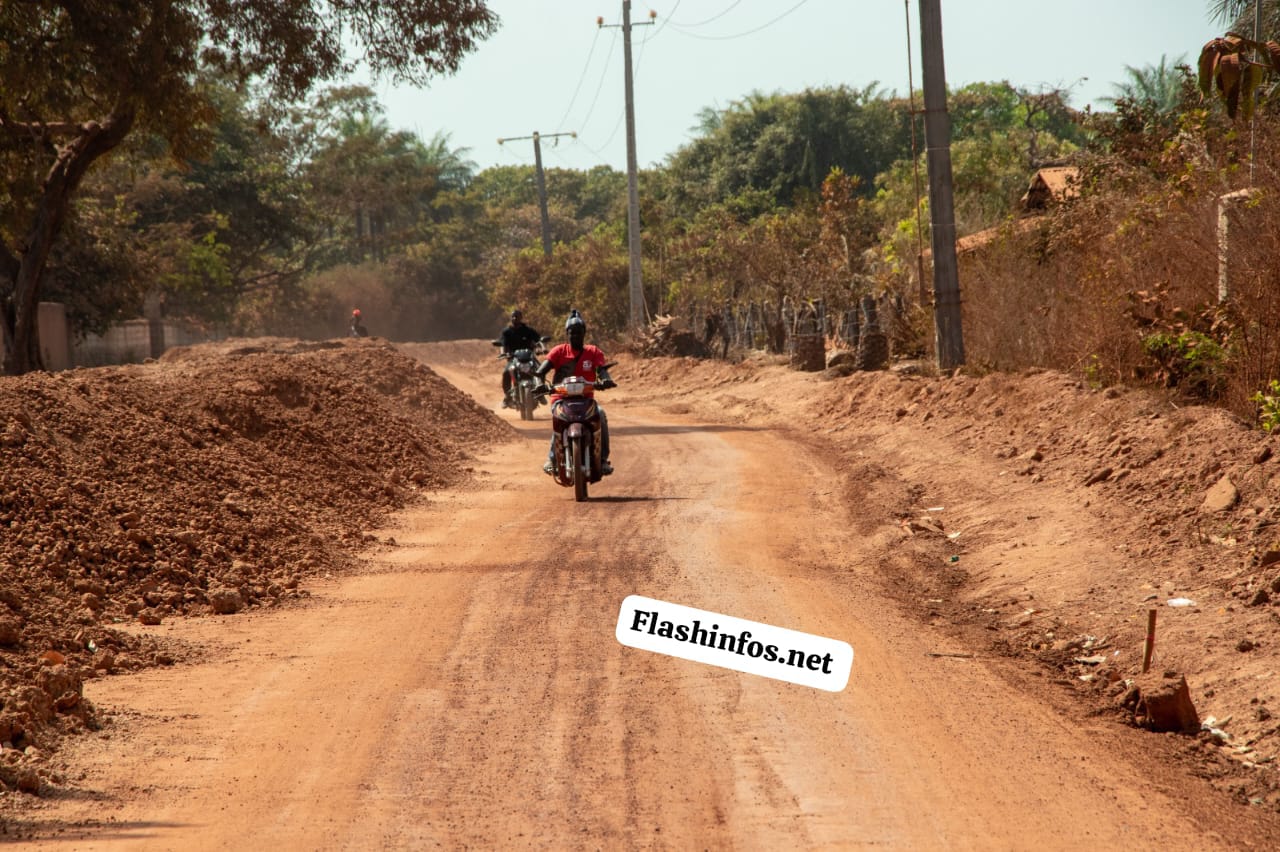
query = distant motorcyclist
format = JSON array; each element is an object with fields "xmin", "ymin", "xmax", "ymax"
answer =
[
  {"xmin": 537, "ymin": 309, "xmax": 615, "ymax": 475},
  {"xmin": 499, "ymin": 309, "xmax": 543, "ymax": 408},
  {"xmin": 350, "ymin": 309, "xmax": 368, "ymax": 338}
]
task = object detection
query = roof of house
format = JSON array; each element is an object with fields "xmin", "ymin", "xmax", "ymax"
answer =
[{"xmin": 1023, "ymin": 166, "xmax": 1080, "ymax": 208}]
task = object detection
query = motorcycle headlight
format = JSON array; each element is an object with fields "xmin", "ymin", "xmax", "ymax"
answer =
[{"xmin": 563, "ymin": 378, "xmax": 586, "ymax": 396}]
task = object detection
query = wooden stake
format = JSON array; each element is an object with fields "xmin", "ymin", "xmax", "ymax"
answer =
[{"xmin": 1142, "ymin": 609, "xmax": 1157, "ymax": 673}]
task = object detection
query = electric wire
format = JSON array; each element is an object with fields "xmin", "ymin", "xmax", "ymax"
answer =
[
  {"xmin": 594, "ymin": 14, "xmax": 652, "ymax": 156},
  {"xmin": 643, "ymin": 0, "xmax": 682, "ymax": 42},
  {"xmin": 664, "ymin": 0, "xmax": 811, "ymax": 41},
  {"xmin": 579, "ymin": 8, "xmax": 656, "ymax": 166},
  {"xmin": 575, "ymin": 25, "xmax": 621, "ymax": 145},
  {"xmin": 554, "ymin": 25, "xmax": 604, "ymax": 135},
  {"xmin": 665, "ymin": 0, "xmax": 739, "ymax": 29}
]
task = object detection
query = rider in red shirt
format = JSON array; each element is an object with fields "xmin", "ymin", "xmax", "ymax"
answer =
[{"xmin": 537, "ymin": 310, "xmax": 616, "ymax": 474}]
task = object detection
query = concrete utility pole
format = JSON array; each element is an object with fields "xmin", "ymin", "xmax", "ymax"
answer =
[
  {"xmin": 498, "ymin": 131, "xmax": 577, "ymax": 257},
  {"xmin": 918, "ymin": 0, "xmax": 965, "ymax": 369},
  {"xmin": 600, "ymin": 3, "xmax": 655, "ymax": 331}
]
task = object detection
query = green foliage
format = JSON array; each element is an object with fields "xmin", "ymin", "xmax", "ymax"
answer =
[
  {"xmin": 486, "ymin": 227, "xmax": 630, "ymax": 341},
  {"xmin": 0, "ymin": 0, "xmax": 497, "ymax": 373},
  {"xmin": 1083, "ymin": 354, "xmax": 1105, "ymax": 389},
  {"xmin": 41, "ymin": 194, "xmax": 149, "ymax": 337},
  {"xmin": 1251, "ymin": 380, "xmax": 1280, "ymax": 432},
  {"xmin": 653, "ymin": 85, "xmax": 911, "ymax": 218},
  {"xmin": 1141, "ymin": 329, "xmax": 1228, "ymax": 398},
  {"xmin": 1102, "ymin": 54, "xmax": 1191, "ymax": 118}
]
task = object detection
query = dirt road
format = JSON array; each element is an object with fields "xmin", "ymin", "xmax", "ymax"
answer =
[{"xmin": 12, "ymin": 345, "xmax": 1275, "ymax": 849}]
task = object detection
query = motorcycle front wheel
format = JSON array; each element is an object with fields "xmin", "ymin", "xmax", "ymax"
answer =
[{"xmin": 571, "ymin": 436, "xmax": 588, "ymax": 502}]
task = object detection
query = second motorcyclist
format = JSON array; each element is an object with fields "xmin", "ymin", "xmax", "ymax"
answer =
[
  {"xmin": 537, "ymin": 310, "xmax": 616, "ymax": 475},
  {"xmin": 498, "ymin": 309, "xmax": 544, "ymax": 408}
]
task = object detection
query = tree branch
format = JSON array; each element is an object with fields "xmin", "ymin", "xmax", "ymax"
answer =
[{"xmin": 0, "ymin": 116, "xmax": 87, "ymax": 138}]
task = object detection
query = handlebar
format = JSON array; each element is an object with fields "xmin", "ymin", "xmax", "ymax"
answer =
[{"xmin": 534, "ymin": 377, "xmax": 617, "ymax": 396}]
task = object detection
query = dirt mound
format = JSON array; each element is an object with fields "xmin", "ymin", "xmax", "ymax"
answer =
[{"xmin": 0, "ymin": 337, "xmax": 512, "ymax": 783}]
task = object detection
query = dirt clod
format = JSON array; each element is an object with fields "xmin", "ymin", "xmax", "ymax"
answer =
[{"xmin": 1134, "ymin": 673, "xmax": 1200, "ymax": 733}]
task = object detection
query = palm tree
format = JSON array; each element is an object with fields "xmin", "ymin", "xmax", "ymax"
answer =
[
  {"xmin": 1101, "ymin": 54, "xmax": 1189, "ymax": 115},
  {"xmin": 415, "ymin": 131, "xmax": 476, "ymax": 193},
  {"xmin": 1210, "ymin": 1, "xmax": 1279, "ymax": 38}
]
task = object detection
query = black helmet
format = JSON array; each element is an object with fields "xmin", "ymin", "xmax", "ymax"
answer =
[
  {"xmin": 564, "ymin": 309, "xmax": 586, "ymax": 334},
  {"xmin": 511, "ymin": 309, "xmax": 523, "ymax": 320}
]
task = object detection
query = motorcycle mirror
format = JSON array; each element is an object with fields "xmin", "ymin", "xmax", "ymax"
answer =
[
  {"xmin": 602, "ymin": 361, "xmax": 618, "ymax": 369},
  {"xmin": 540, "ymin": 336, "xmax": 551, "ymax": 343}
]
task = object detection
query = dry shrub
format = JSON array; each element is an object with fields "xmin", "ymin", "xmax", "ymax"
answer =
[{"xmin": 956, "ymin": 119, "xmax": 1280, "ymax": 425}]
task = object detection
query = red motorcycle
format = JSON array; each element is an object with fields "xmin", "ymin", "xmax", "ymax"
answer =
[{"xmin": 536, "ymin": 369, "xmax": 614, "ymax": 502}]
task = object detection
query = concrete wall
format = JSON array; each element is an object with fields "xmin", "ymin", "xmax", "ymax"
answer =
[
  {"xmin": 72, "ymin": 318, "xmax": 211, "ymax": 367},
  {"xmin": 73, "ymin": 319, "xmax": 155, "ymax": 367},
  {"xmin": 1, "ymin": 303, "xmax": 213, "ymax": 371},
  {"xmin": 38, "ymin": 302, "xmax": 72, "ymax": 371},
  {"xmin": 0, "ymin": 302, "xmax": 75, "ymax": 371}
]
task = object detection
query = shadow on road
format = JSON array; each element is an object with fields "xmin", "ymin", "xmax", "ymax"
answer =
[
  {"xmin": 609, "ymin": 424, "xmax": 766, "ymax": 436},
  {"xmin": 2, "ymin": 819, "xmax": 192, "ymax": 845},
  {"xmin": 585, "ymin": 495, "xmax": 690, "ymax": 503}
]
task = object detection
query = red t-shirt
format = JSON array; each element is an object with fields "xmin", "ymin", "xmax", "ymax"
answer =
[{"xmin": 544, "ymin": 343, "xmax": 607, "ymax": 397}]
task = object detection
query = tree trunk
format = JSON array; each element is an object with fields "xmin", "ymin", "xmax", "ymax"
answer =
[{"xmin": 2, "ymin": 106, "xmax": 136, "ymax": 375}]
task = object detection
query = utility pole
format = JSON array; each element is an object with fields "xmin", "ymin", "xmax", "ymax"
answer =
[
  {"xmin": 498, "ymin": 131, "xmax": 576, "ymax": 257},
  {"xmin": 599, "ymin": 3, "xmax": 655, "ymax": 331},
  {"xmin": 918, "ymin": 0, "xmax": 965, "ymax": 370}
]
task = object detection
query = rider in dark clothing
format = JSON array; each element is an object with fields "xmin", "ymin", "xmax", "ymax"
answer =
[
  {"xmin": 499, "ymin": 310, "xmax": 543, "ymax": 407},
  {"xmin": 350, "ymin": 309, "xmax": 368, "ymax": 338}
]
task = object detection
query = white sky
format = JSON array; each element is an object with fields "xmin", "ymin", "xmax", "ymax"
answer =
[{"xmin": 365, "ymin": 1, "xmax": 1227, "ymax": 173}]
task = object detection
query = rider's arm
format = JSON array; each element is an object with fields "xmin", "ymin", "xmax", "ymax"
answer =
[{"xmin": 594, "ymin": 348, "xmax": 616, "ymax": 388}]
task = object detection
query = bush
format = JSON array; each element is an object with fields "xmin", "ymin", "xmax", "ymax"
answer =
[
  {"xmin": 1141, "ymin": 329, "xmax": 1227, "ymax": 399},
  {"xmin": 1251, "ymin": 380, "xmax": 1280, "ymax": 433}
]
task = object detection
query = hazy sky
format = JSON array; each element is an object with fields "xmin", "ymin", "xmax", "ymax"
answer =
[{"xmin": 365, "ymin": 1, "xmax": 1228, "ymax": 174}]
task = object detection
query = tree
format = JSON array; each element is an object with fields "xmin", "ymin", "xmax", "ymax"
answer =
[
  {"xmin": 304, "ymin": 87, "xmax": 442, "ymax": 265},
  {"xmin": 1199, "ymin": 33, "xmax": 1280, "ymax": 118},
  {"xmin": 0, "ymin": 0, "xmax": 496, "ymax": 374},
  {"xmin": 1210, "ymin": 1, "xmax": 1280, "ymax": 36},
  {"xmin": 1200, "ymin": 2, "xmax": 1280, "ymax": 119},
  {"xmin": 654, "ymin": 85, "xmax": 911, "ymax": 218},
  {"xmin": 121, "ymin": 76, "xmax": 315, "ymax": 327},
  {"xmin": 417, "ymin": 131, "xmax": 477, "ymax": 194},
  {"xmin": 1102, "ymin": 55, "xmax": 1190, "ymax": 117}
]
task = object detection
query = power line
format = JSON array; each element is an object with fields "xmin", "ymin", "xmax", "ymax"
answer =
[
  {"xmin": 645, "ymin": 0, "xmax": 684, "ymax": 39},
  {"xmin": 665, "ymin": 0, "xmax": 739, "ymax": 28},
  {"xmin": 575, "ymin": 26, "xmax": 621, "ymax": 142},
  {"xmin": 665, "ymin": 0, "xmax": 811, "ymax": 40},
  {"xmin": 555, "ymin": 26, "xmax": 605, "ymax": 133}
]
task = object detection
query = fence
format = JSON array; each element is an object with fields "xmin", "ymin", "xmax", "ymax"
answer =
[{"xmin": 686, "ymin": 294, "xmax": 911, "ymax": 365}]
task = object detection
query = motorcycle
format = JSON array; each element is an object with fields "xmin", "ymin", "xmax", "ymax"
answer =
[
  {"xmin": 535, "ymin": 367, "xmax": 616, "ymax": 502},
  {"xmin": 493, "ymin": 337, "xmax": 550, "ymax": 421}
]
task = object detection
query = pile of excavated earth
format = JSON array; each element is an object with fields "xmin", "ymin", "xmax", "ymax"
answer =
[
  {"xmin": 0, "ymin": 338, "xmax": 509, "ymax": 794},
  {"xmin": 3, "ymin": 335, "xmax": 1280, "ymax": 812}
]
